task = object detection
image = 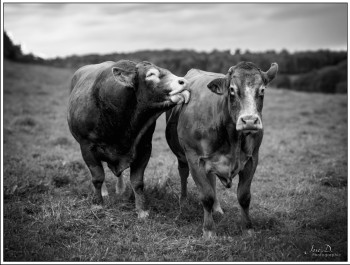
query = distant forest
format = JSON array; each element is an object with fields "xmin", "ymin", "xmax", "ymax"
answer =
[{"xmin": 4, "ymin": 31, "xmax": 347, "ymax": 94}]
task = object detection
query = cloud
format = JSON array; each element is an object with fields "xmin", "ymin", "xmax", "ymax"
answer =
[
  {"xmin": 4, "ymin": 3, "xmax": 347, "ymax": 58},
  {"xmin": 267, "ymin": 3, "xmax": 343, "ymax": 20}
]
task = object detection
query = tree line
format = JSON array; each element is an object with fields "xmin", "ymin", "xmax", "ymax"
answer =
[
  {"xmin": 3, "ymin": 31, "xmax": 347, "ymax": 93},
  {"xmin": 4, "ymin": 31, "xmax": 45, "ymax": 64},
  {"xmin": 44, "ymin": 48, "xmax": 346, "ymax": 76}
]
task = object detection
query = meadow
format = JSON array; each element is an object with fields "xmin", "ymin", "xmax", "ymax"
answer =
[{"xmin": 3, "ymin": 60, "xmax": 347, "ymax": 261}]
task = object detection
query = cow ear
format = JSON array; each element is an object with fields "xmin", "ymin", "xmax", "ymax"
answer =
[
  {"xmin": 112, "ymin": 67, "xmax": 136, "ymax": 88},
  {"xmin": 262, "ymin": 63, "xmax": 278, "ymax": 84},
  {"xmin": 207, "ymin": 78, "xmax": 227, "ymax": 95}
]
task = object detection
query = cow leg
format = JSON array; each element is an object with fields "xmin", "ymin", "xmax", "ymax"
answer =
[
  {"xmin": 80, "ymin": 144, "xmax": 106, "ymax": 205},
  {"xmin": 178, "ymin": 160, "xmax": 189, "ymax": 205},
  {"xmin": 115, "ymin": 172, "xmax": 126, "ymax": 196},
  {"xmin": 237, "ymin": 156, "xmax": 258, "ymax": 230},
  {"xmin": 101, "ymin": 182, "xmax": 109, "ymax": 198},
  {"xmin": 107, "ymin": 163, "xmax": 127, "ymax": 198},
  {"xmin": 130, "ymin": 142, "xmax": 152, "ymax": 219},
  {"xmin": 187, "ymin": 156, "xmax": 216, "ymax": 239},
  {"xmin": 208, "ymin": 173, "xmax": 224, "ymax": 214}
]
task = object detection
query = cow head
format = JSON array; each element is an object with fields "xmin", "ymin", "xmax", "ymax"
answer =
[
  {"xmin": 112, "ymin": 61, "xmax": 190, "ymax": 107},
  {"xmin": 207, "ymin": 62, "xmax": 278, "ymax": 133}
]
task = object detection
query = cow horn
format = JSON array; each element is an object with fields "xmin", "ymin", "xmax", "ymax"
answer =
[{"xmin": 228, "ymin": 66, "xmax": 235, "ymax": 75}]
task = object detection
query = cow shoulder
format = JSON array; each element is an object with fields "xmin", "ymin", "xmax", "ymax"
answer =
[{"xmin": 68, "ymin": 62, "xmax": 119, "ymax": 140}]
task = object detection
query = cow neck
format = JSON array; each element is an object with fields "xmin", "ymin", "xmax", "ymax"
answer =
[
  {"xmin": 224, "ymin": 121, "xmax": 242, "ymax": 159},
  {"xmin": 97, "ymin": 83, "xmax": 166, "ymax": 148},
  {"xmin": 95, "ymin": 76, "xmax": 137, "ymax": 143},
  {"xmin": 222, "ymin": 96, "xmax": 248, "ymax": 167},
  {"xmin": 107, "ymin": 104, "xmax": 163, "ymax": 177},
  {"xmin": 130, "ymin": 102, "xmax": 158, "ymax": 137},
  {"xmin": 129, "ymin": 102, "xmax": 165, "ymax": 153},
  {"xmin": 97, "ymin": 99, "xmax": 135, "ymax": 149},
  {"xmin": 224, "ymin": 125, "xmax": 257, "ymax": 172}
]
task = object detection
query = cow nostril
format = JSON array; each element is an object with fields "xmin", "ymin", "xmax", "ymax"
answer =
[
  {"xmin": 178, "ymin": 80, "xmax": 185, "ymax": 85},
  {"xmin": 241, "ymin": 116, "xmax": 259, "ymax": 125}
]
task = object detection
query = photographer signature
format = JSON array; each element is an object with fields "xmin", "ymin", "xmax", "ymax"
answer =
[
  {"xmin": 311, "ymin": 244, "xmax": 332, "ymax": 253},
  {"xmin": 305, "ymin": 244, "xmax": 341, "ymax": 258}
]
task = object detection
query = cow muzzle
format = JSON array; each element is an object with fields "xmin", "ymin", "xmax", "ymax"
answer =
[
  {"xmin": 236, "ymin": 114, "xmax": 262, "ymax": 133},
  {"xmin": 168, "ymin": 77, "xmax": 190, "ymax": 104}
]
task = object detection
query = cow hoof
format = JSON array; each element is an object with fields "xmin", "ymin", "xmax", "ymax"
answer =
[
  {"xmin": 137, "ymin": 210, "xmax": 149, "ymax": 219},
  {"xmin": 203, "ymin": 230, "xmax": 216, "ymax": 239},
  {"xmin": 101, "ymin": 191, "xmax": 109, "ymax": 198},
  {"xmin": 101, "ymin": 183, "xmax": 109, "ymax": 197}
]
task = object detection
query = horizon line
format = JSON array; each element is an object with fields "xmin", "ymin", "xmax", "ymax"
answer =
[{"xmin": 38, "ymin": 47, "xmax": 347, "ymax": 60}]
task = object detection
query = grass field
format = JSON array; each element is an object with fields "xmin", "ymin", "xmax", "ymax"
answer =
[{"xmin": 2, "ymin": 60, "xmax": 348, "ymax": 262}]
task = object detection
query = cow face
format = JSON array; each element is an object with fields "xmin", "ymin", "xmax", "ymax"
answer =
[
  {"xmin": 112, "ymin": 61, "xmax": 189, "ymax": 107},
  {"xmin": 207, "ymin": 62, "xmax": 278, "ymax": 133}
]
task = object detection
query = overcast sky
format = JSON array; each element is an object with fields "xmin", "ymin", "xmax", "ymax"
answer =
[{"xmin": 4, "ymin": 3, "xmax": 348, "ymax": 58}]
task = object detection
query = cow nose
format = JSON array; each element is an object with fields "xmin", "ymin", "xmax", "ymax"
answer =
[
  {"xmin": 241, "ymin": 115, "xmax": 259, "ymax": 125},
  {"xmin": 236, "ymin": 114, "xmax": 262, "ymax": 132}
]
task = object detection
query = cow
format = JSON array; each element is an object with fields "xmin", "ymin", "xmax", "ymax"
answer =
[
  {"xmin": 68, "ymin": 60, "xmax": 190, "ymax": 218},
  {"xmin": 165, "ymin": 61, "xmax": 278, "ymax": 238}
]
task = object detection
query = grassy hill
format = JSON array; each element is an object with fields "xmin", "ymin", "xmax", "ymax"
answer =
[{"xmin": 3, "ymin": 60, "xmax": 347, "ymax": 261}]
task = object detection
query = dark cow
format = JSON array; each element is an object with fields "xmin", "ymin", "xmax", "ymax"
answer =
[
  {"xmin": 165, "ymin": 61, "xmax": 278, "ymax": 238},
  {"xmin": 68, "ymin": 60, "xmax": 190, "ymax": 218}
]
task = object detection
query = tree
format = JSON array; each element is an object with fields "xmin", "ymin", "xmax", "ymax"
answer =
[{"xmin": 4, "ymin": 31, "xmax": 22, "ymax": 60}]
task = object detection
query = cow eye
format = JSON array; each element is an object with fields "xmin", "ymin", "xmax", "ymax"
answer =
[
  {"xmin": 147, "ymin": 72, "xmax": 155, "ymax": 78},
  {"xmin": 229, "ymin": 86, "xmax": 235, "ymax": 95}
]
